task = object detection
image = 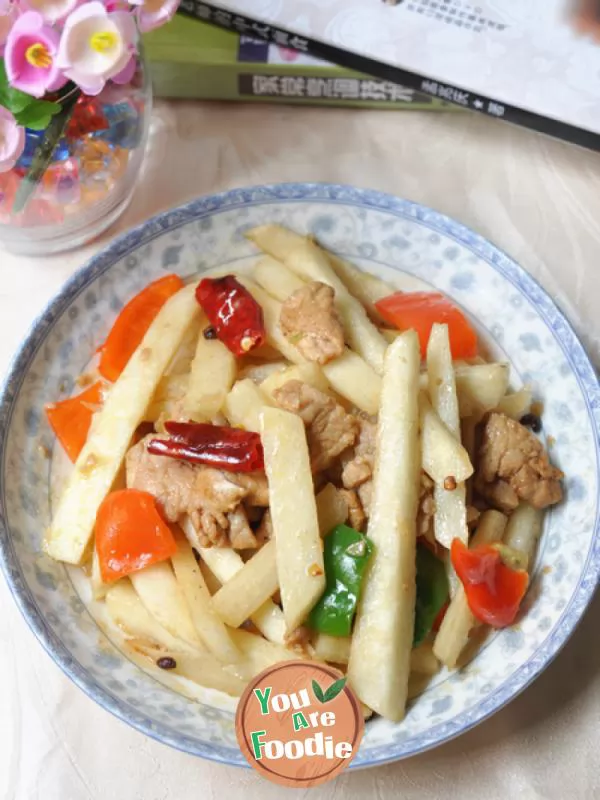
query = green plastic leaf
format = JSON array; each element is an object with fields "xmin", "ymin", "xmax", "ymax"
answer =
[
  {"xmin": 413, "ymin": 543, "xmax": 449, "ymax": 647},
  {"xmin": 14, "ymin": 99, "xmax": 61, "ymax": 131},
  {"xmin": 12, "ymin": 89, "xmax": 80, "ymax": 214},
  {"xmin": 323, "ymin": 677, "xmax": 347, "ymax": 703},
  {"xmin": 0, "ymin": 60, "xmax": 61, "ymax": 129},
  {"xmin": 311, "ymin": 679, "xmax": 325, "ymax": 703}
]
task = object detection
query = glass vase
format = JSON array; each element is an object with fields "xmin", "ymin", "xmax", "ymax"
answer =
[{"xmin": 0, "ymin": 54, "xmax": 151, "ymax": 256}]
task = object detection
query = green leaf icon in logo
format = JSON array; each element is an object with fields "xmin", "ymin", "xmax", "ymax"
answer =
[{"xmin": 312, "ymin": 677, "xmax": 347, "ymax": 704}]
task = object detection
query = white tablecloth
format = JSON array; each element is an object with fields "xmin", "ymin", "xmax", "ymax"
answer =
[{"xmin": 1, "ymin": 101, "xmax": 599, "ymax": 800}]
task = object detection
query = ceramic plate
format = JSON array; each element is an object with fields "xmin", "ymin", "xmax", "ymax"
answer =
[{"xmin": 0, "ymin": 183, "xmax": 598, "ymax": 768}]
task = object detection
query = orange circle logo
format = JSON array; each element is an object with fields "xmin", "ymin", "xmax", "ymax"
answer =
[{"xmin": 235, "ymin": 660, "xmax": 364, "ymax": 787}]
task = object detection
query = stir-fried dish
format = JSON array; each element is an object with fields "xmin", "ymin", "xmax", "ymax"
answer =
[{"xmin": 43, "ymin": 224, "xmax": 563, "ymax": 722}]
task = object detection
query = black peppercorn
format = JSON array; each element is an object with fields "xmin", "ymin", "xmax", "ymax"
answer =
[
  {"xmin": 520, "ymin": 413, "xmax": 542, "ymax": 433},
  {"xmin": 156, "ymin": 656, "xmax": 177, "ymax": 670},
  {"xmin": 203, "ymin": 326, "xmax": 217, "ymax": 340}
]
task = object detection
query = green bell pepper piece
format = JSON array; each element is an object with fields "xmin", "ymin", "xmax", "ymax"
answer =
[
  {"xmin": 413, "ymin": 543, "xmax": 449, "ymax": 647},
  {"xmin": 308, "ymin": 524, "xmax": 374, "ymax": 637}
]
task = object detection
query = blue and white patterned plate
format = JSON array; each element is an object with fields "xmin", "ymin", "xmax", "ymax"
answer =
[{"xmin": 0, "ymin": 183, "xmax": 598, "ymax": 768}]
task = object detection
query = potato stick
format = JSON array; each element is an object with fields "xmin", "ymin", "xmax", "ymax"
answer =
[
  {"xmin": 180, "ymin": 516, "xmax": 286, "ymax": 644},
  {"xmin": 327, "ymin": 252, "xmax": 392, "ymax": 318},
  {"xmin": 410, "ymin": 642, "xmax": 440, "ymax": 676},
  {"xmin": 171, "ymin": 533, "xmax": 239, "ymax": 663},
  {"xmin": 261, "ymin": 407, "xmax": 325, "ymax": 632},
  {"xmin": 212, "ymin": 543, "xmax": 280, "ymax": 628},
  {"xmin": 322, "ymin": 350, "xmax": 381, "ymax": 416},
  {"xmin": 420, "ymin": 395, "xmax": 474, "ymax": 484},
  {"xmin": 45, "ymin": 285, "xmax": 199, "ymax": 564},
  {"xmin": 315, "ymin": 482, "xmax": 349, "ymax": 535},
  {"xmin": 238, "ymin": 360, "xmax": 287, "ymax": 385},
  {"xmin": 260, "ymin": 363, "xmax": 331, "ymax": 399},
  {"xmin": 253, "ymin": 255, "xmax": 306, "ymax": 302},
  {"xmin": 151, "ymin": 373, "xmax": 189, "ymax": 405},
  {"xmin": 165, "ymin": 316, "xmax": 202, "ymax": 376},
  {"xmin": 130, "ymin": 561, "xmax": 201, "ymax": 647},
  {"xmin": 246, "ymin": 222, "xmax": 391, "ymax": 320},
  {"xmin": 239, "ymin": 276, "xmax": 381, "ymax": 414},
  {"xmin": 455, "ymin": 363, "xmax": 510, "ymax": 418},
  {"xmin": 433, "ymin": 510, "xmax": 507, "ymax": 668},
  {"xmin": 224, "ymin": 379, "xmax": 273, "ymax": 433},
  {"xmin": 199, "ymin": 560, "xmax": 222, "ymax": 595},
  {"xmin": 246, "ymin": 222, "xmax": 308, "ymax": 261},
  {"xmin": 237, "ymin": 275, "xmax": 306, "ymax": 363},
  {"xmin": 211, "ymin": 483, "xmax": 347, "ymax": 628},
  {"xmin": 229, "ymin": 629, "xmax": 299, "ymax": 679},
  {"xmin": 285, "ymin": 240, "xmax": 388, "ymax": 375},
  {"xmin": 427, "ymin": 324, "xmax": 468, "ymax": 549},
  {"xmin": 248, "ymin": 224, "xmax": 388, "ymax": 373},
  {"xmin": 348, "ymin": 331, "xmax": 421, "ymax": 722},
  {"xmin": 184, "ymin": 320, "xmax": 236, "ymax": 420},
  {"xmin": 91, "ymin": 547, "xmax": 108, "ymax": 601},
  {"xmin": 105, "ymin": 579, "xmax": 202, "ymax": 655},
  {"xmin": 170, "ymin": 654, "xmax": 246, "ymax": 697},
  {"xmin": 313, "ymin": 634, "xmax": 351, "ymax": 664},
  {"xmin": 503, "ymin": 503, "xmax": 543, "ymax": 571},
  {"xmin": 495, "ymin": 387, "xmax": 533, "ymax": 420},
  {"xmin": 381, "ymin": 329, "xmax": 402, "ymax": 344}
]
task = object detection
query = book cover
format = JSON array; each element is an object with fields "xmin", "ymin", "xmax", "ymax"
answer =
[
  {"xmin": 177, "ymin": 0, "xmax": 600, "ymax": 150},
  {"xmin": 144, "ymin": 14, "xmax": 455, "ymax": 110}
]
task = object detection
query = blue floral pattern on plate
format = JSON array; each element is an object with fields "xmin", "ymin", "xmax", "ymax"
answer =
[{"xmin": 0, "ymin": 183, "xmax": 598, "ymax": 768}]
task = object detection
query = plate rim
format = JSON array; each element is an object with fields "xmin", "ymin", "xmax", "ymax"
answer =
[{"xmin": 0, "ymin": 181, "xmax": 599, "ymax": 768}]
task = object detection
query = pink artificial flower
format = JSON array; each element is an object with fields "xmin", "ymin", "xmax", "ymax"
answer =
[
  {"xmin": 135, "ymin": 0, "xmax": 179, "ymax": 33},
  {"xmin": 4, "ymin": 11, "xmax": 66, "ymax": 97},
  {"xmin": 0, "ymin": 107, "xmax": 25, "ymax": 172},
  {"xmin": 0, "ymin": 0, "xmax": 19, "ymax": 56},
  {"xmin": 21, "ymin": 0, "xmax": 80, "ymax": 24},
  {"xmin": 110, "ymin": 53, "xmax": 136, "ymax": 84},
  {"xmin": 56, "ymin": 2, "xmax": 137, "ymax": 96}
]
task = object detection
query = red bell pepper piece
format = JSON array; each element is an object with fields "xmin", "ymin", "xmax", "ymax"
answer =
[
  {"xmin": 148, "ymin": 421, "xmax": 264, "ymax": 472},
  {"xmin": 374, "ymin": 291, "xmax": 478, "ymax": 359},
  {"xmin": 95, "ymin": 489, "xmax": 178, "ymax": 583},
  {"xmin": 195, "ymin": 275, "xmax": 265, "ymax": 356},
  {"xmin": 98, "ymin": 274, "xmax": 184, "ymax": 382},
  {"xmin": 45, "ymin": 381, "xmax": 104, "ymax": 462},
  {"xmin": 451, "ymin": 538, "xmax": 529, "ymax": 628}
]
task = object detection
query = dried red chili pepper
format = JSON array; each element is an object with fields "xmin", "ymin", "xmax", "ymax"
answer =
[
  {"xmin": 148, "ymin": 421, "xmax": 264, "ymax": 472},
  {"xmin": 195, "ymin": 275, "xmax": 265, "ymax": 356}
]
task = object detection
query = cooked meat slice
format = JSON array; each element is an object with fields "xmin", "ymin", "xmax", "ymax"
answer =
[
  {"xmin": 284, "ymin": 625, "xmax": 311, "ymax": 653},
  {"xmin": 340, "ymin": 488, "xmax": 367, "ymax": 532},
  {"xmin": 279, "ymin": 281, "xmax": 345, "ymax": 365},
  {"xmin": 228, "ymin": 472, "xmax": 269, "ymax": 506},
  {"xmin": 126, "ymin": 438, "xmax": 199, "ymax": 523},
  {"xmin": 357, "ymin": 482, "xmax": 373, "ymax": 516},
  {"xmin": 477, "ymin": 412, "xmax": 563, "ymax": 511},
  {"xmin": 191, "ymin": 509, "xmax": 229, "ymax": 548},
  {"xmin": 255, "ymin": 509, "xmax": 273, "ymax": 547},
  {"xmin": 192, "ymin": 467, "xmax": 247, "ymax": 513},
  {"xmin": 126, "ymin": 437, "xmax": 262, "ymax": 523},
  {"xmin": 272, "ymin": 380, "xmax": 359, "ymax": 472},
  {"xmin": 228, "ymin": 506, "xmax": 258, "ymax": 550},
  {"xmin": 417, "ymin": 472, "xmax": 436, "ymax": 539},
  {"xmin": 341, "ymin": 417, "xmax": 377, "ymax": 489}
]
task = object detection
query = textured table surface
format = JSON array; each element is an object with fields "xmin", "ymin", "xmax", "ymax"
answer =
[{"xmin": 0, "ymin": 101, "xmax": 599, "ymax": 800}]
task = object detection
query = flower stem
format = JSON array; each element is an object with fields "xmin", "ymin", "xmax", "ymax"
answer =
[{"xmin": 12, "ymin": 88, "xmax": 81, "ymax": 215}]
